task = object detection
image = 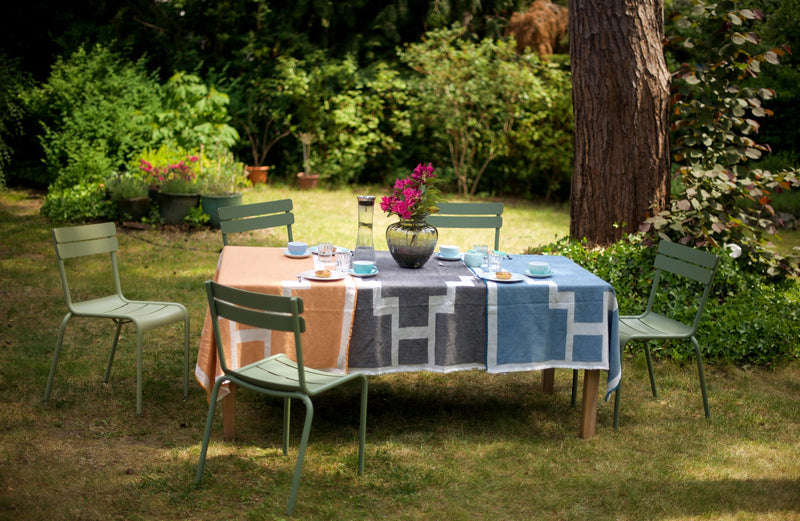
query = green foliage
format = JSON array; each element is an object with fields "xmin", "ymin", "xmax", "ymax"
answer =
[
  {"xmin": 135, "ymin": 146, "xmax": 202, "ymax": 194},
  {"xmin": 531, "ymin": 235, "xmax": 800, "ymax": 366},
  {"xmin": 28, "ymin": 44, "xmax": 162, "ymax": 190},
  {"xmin": 105, "ymin": 171, "xmax": 149, "ymax": 200},
  {"xmin": 399, "ymin": 25, "xmax": 573, "ymax": 197},
  {"xmin": 272, "ymin": 53, "xmax": 411, "ymax": 184},
  {"xmin": 40, "ymin": 180, "xmax": 113, "ymax": 222},
  {"xmin": 184, "ymin": 205, "xmax": 210, "ymax": 227},
  {"xmin": 152, "ymin": 71, "xmax": 239, "ymax": 152},
  {"xmin": 199, "ymin": 145, "xmax": 248, "ymax": 195},
  {"xmin": 652, "ymin": 0, "xmax": 800, "ymax": 276},
  {"xmin": 668, "ymin": 1, "xmax": 783, "ymax": 169},
  {"xmin": 643, "ymin": 164, "xmax": 799, "ymax": 276},
  {"xmin": 0, "ymin": 53, "xmax": 32, "ymax": 187}
]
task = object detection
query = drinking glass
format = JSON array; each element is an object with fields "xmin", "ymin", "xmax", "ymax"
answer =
[
  {"xmin": 335, "ymin": 250, "xmax": 351, "ymax": 272},
  {"xmin": 487, "ymin": 251, "xmax": 503, "ymax": 272},
  {"xmin": 316, "ymin": 242, "xmax": 335, "ymax": 270},
  {"xmin": 473, "ymin": 244, "xmax": 489, "ymax": 267}
]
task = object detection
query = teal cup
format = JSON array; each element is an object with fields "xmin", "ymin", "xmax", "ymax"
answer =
[{"xmin": 352, "ymin": 260, "xmax": 377, "ymax": 274}]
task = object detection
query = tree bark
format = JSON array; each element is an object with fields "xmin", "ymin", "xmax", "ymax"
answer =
[{"xmin": 569, "ymin": 0, "xmax": 671, "ymax": 245}]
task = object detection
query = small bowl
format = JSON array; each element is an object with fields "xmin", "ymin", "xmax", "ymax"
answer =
[
  {"xmin": 464, "ymin": 251, "xmax": 484, "ymax": 267},
  {"xmin": 287, "ymin": 241, "xmax": 308, "ymax": 255},
  {"xmin": 528, "ymin": 261, "xmax": 550, "ymax": 275}
]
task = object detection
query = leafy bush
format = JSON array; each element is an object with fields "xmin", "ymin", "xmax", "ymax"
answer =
[
  {"xmin": 40, "ymin": 181, "xmax": 113, "ymax": 222},
  {"xmin": 399, "ymin": 25, "xmax": 573, "ymax": 197},
  {"xmin": 643, "ymin": 165, "xmax": 799, "ymax": 276},
  {"xmin": 152, "ymin": 71, "xmax": 239, "ymax": 151},
  {"xmin": 648, "ymin": 0, "xmax": 800, "ymax": 276},
  {"xmin": 530, "ymin": 235, "xmax": 800, "ymax": 367},
  {"xmin": 28, "ymin": 44, "xmax": 161, "ymax": 190},
  {"xmin": 269, "ymin": 54, "xmax": 410, "ymax": 185}
]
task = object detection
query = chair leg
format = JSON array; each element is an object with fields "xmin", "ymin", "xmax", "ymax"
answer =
[
  {"xmin": 613, "ymin": 383, "xmax": 621, "ymax": 430},
  {"xmin": 358, "ymin": 376, "xmax": 368, "ymax": 476},
  {"xmin": 183, "ymin": 312, "xmax": 190, "ymax": 399},
  {"xmin": 44, "ymin": 313, "xmax": 72, "ymax": 402},
  {"xmin": 286, "ymin": 396, "xmax": 314, "ymax": 516},
  {"xmin": 570, "ymin": 369, "xmax": 579, "ymax": 408},
  {"xmin": 104, "ymin": 320, "xmax": 124, "ymax": 384},
  {"xmin": 282, "ymin": 397, "xmax": 291, "ymax": 456},
  {"xmin": 196, "ymin": 378, "xmax": 225, "ymax": 485},
  {"xmin": 135, "ymin": 327, "xmax": 144, "ymax": 416},
  {"xmin": 644, "ymin": 343, "xmax": 658, "ymax": 397},
  {"xmin": 692, "ymin": 336, "xmax": 710, "ymax": 418}
]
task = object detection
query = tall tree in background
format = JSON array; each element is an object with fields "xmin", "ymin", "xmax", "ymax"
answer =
[{"xmin": 569, "ymin": 0, "xmax": 671, "ymax": 245}]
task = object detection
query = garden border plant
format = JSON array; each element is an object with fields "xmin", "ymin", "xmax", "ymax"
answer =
[{"xmin": 644, "ymin": 0, "xmax": 800, "ymax": 277}]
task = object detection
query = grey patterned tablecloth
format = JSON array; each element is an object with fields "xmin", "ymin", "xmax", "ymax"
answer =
[{"xmin": 348, "ymin": 251, "xmax": 487, "ymax": 373}]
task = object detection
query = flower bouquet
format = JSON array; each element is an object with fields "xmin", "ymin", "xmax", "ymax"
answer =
[{"xmin": 381, "ymin": 163, "xmax": 445, "ymax": 268}]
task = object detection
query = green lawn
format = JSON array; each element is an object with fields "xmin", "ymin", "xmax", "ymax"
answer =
[{"xmin": 1, "ymin": 185, "xmax": 799, "ymax": 521}]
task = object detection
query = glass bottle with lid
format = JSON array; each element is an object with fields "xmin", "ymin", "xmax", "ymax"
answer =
[{"xmin": 353, "ymin": 195, "xmax": 375, "ymax": 262}]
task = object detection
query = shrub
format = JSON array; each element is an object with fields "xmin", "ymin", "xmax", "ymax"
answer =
[
  {"xmin": 530, "ymin": 235, "xmax": 800, "ymax": 367},
  {"xmin": 649, "ymin": 0, "xmax": 800, "ymax": 277},
  {"xmin": 40, "ymin": 181, "xmax": 114, "ymax": 222},
  {"xmin": 399, "ymin": 25, "xmax": 573, "ymax": 197},
  {"xmin": 152, "ymin": 71, "xmax": 239, "ymax": 151},
  {"xmin": 28, "ymin": 44, "xmax": 161, "ymax": 190}
]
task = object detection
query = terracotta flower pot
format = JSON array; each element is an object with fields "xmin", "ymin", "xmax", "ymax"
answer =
[
  {"xmin": 296, "ymin": 172, "xmax": 320, "ymax": 190},
  {"xmin": 246, "ymin": 166, "xmax": 269, "ymax": 185}
]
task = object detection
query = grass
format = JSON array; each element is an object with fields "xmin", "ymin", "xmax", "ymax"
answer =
[{"xmin": 1, "ymin": 185, "xmax": 800, "ymax": 521}]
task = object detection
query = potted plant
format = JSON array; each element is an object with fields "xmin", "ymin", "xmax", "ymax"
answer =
[
  {"xmin": 295, "ymin": 131, "xmax": 320, "ymax": 189},
  {"xmin": 138, "ymin": 147, "xmax": 202, "ymax": 225},
  {"xmin": 200, "ymin": 149, "xmax": 248, "ymax": 227},
  {"xmin": 106, "ymin": 171, "xmax": 151, "ymax": 221}
]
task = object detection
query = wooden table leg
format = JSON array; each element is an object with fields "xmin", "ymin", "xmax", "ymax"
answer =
[
  {"xmin": 579, "ymin": 369, "xmax": 599, "ymax": 439},
  {"xmin": 541, "ymin": 368, "xmax": 555, "ymax": 394},
  {"xmin": 222, "ymin": 383, "xmax": 237, "ymax": 441}
]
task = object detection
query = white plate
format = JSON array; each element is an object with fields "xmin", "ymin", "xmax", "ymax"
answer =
[
  {"xmin": 480, "ymin": 271, "xmax": 524, "ymax": 283},
  {"xmin": 435, "ymin": 252, "xmax": 463, "ymax": 261},
  {"xmin": 283, "ymin": 249, "xmax": 311, "ymax": 259},
  {"xmin": 300, "ymin": 269, "xmax": 347, "ymax": 281},
  {"xmin": 348, "ymin": 268, "xmax": 379, "ymax": 278},
  {"xmin": 524, "ymin": 269, "xmax": 552, "ymax": 278},
  {"xmin": 309, "ymin": 245, "xmax": 348, "ymax": 254}
]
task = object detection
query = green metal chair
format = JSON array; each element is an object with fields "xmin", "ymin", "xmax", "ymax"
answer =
[
  {"xmin": 571, "ymin": 241, "xmax": 719, "ymax": 428},
  {"xmin": 196, "ymin": 280, "xmax": 368, "ymax": 516},
  {"xmin": 44, "ymin": 222, "xmax": 190, "ymax": 415},
  {"xmin": 218, "ymin": 199, "xmax": 295, "ymax": 246},
  {"xmin": 425, "ymin": 202, "xmax": 504, "ymax": 251}
]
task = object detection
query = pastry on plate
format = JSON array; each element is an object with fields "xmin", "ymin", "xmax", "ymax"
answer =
[
  {"xmin": 314, "ymin": 269, "xmax": 331, "ymax": 278},
  {"xmin": 495, "ymin": 271, "xmax": 512, "ymax": 279}
]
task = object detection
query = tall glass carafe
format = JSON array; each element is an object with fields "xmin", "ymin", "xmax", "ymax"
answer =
[{"xmin": 353, "ymin": 195, "xmax": 375, "ymax": 262}]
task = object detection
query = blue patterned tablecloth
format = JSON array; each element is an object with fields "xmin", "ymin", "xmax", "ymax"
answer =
[
  {"xmin": 479, "ymin": 255, "xmax": 620, "ymax": 400},
  {"xmin": 347, "ymin": 252, "xmax": 620, "ymax": 400}
]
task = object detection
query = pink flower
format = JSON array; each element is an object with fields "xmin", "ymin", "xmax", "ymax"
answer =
[{"xmin": 382, "ymin": 162, "xmax": 442, "ymax": 221}]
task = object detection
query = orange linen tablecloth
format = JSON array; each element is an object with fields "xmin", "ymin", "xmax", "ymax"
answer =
[{"xmin": 195, "ymin": 246, "xmax": 357, "ymax": 400}]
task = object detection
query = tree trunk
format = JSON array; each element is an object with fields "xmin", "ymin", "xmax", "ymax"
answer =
[{"xmin": 569, "ymin": 0, "xmax": 671, "ymax": 245}]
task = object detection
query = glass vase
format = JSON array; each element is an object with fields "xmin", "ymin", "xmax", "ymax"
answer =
[{"xmin": 385, "ymin": 219, "xmax": 438, "ymax": 268}]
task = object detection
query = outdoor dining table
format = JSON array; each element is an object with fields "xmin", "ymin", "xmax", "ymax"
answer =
[{"xmin": 196, "ymin": 246, "xmax": 620, "ymax": 440}]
